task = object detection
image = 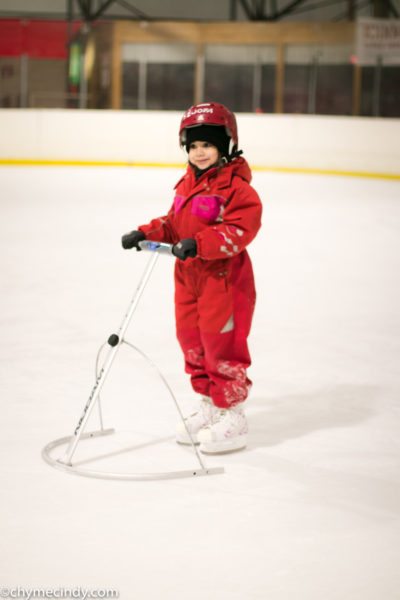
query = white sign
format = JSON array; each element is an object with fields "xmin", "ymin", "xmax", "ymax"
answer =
[{"xmin": 356, "ymin": 17, "xmax": 400, "ymax": 65}]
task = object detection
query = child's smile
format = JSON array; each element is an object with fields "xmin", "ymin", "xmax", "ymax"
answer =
[{"xmin": 188, "ymin": 141, "xmax": 219, "ymax": 171}]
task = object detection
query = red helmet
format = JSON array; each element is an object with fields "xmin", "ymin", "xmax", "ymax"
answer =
[{"xmin": 179, "ymin": 102, "xmax": 238, "ymax": 152}]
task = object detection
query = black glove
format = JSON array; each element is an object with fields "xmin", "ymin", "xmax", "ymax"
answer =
[
  {"xmin": 172, "ymin": 238, "xmax": 197, "ymax": 261},
  {"xmin": 121, "ymin": 230, "xmax": 145, "ymax": 250}
]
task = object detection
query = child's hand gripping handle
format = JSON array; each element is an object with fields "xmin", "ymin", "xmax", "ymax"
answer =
[
  {"xmin": 121, "ymin": 230, "xmax": 146, "ymax": 250},
  {"xmin": 171, "ymin": 239, "xmax": 197, "ymax": 261},
  {"xmin": 122, "ymin": 230, "xmax": 196, "ymax": 259}
]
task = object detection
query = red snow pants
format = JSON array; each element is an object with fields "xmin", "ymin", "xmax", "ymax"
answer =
[{"xmin": 174, "ymin": 250, "xmax": 256, "ymax": 409}]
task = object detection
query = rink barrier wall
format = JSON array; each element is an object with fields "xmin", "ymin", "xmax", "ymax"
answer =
[
  {"xmin": 1, "ymin": 158, "xmax": 399, "ymax": 181},
  {"xmin": 0, "ymin": 109, "xmax": 399, "ymax": 180}
]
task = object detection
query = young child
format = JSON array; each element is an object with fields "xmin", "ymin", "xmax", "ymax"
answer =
[{"xmin": 122, "ymin": 102, "xmax": 262, "ymax": 453}]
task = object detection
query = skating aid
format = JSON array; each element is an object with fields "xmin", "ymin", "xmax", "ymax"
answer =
[{"xmin": 42, "ymin": 240, "xmax": 224, "ymax": 480}]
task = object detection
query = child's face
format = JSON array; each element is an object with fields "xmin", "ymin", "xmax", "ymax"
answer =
[{"xmin": 188, "ymin": 141, "xmax": 220, "ymax": 171}]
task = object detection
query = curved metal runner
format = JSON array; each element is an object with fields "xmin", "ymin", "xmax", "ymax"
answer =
[{"xmin": 42, "ymin": 241, "xmax": 224, "ymax": 480}]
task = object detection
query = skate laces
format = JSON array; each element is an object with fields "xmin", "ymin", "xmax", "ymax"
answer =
[
  {"xmin": 213, "ymin": 409, "xmax": 229, "ymax": 425},
  {"xmin": 200, "ymin": 403, "xmax": 245, "ymax": 429},
  {"xmin": 213, "ymin": 406, "xmax": 243, "ymax": 426}
]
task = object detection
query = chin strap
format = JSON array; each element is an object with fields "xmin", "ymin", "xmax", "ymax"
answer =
[{"xmin": 227, "ymin": 149, "xmax": 243, "ymax": 162}]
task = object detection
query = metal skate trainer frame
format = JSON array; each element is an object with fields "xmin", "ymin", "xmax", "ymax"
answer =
[{"xmin": 42, "ymin": 241, "xmax": 224, "ymax": 480}]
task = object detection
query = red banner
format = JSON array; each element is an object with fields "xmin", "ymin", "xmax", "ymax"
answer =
[
  {"xmin": 0, "ymin": 19, "xmax": 81, "ymax": 59},
  {"xmin": 0, "ymin": 19, "xmax": 23, "ymax": 56}
]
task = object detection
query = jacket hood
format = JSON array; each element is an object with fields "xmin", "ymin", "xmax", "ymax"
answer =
[{"xmin": 228, "ymin": 156, "xmax": 252, "ymax": 184}]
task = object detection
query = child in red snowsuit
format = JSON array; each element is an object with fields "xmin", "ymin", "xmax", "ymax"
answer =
[{"xmin": 122, "ymin": 102, "xmax": 262, "ymax": 453}]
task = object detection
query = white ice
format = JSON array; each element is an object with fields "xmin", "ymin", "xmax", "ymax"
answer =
[{"xmin": 1, "ymin": 165, "xmax": 400, "ymax": 599}]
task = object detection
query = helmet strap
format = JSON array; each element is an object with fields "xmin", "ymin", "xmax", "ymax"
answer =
[{"xmin": 226, "ymin": 149, "xmax": 243, "ymax": 162}]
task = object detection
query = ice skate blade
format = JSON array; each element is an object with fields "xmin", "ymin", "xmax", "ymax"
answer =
[
  {"xmin": 176, "ymin": 434, "xmax": 200, "ymax": 446},
  {"xmin": 199, "ymin": 434, "xmax": 247, "ymax": 455}
]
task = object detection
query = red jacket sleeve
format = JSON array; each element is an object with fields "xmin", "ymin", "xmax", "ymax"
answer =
[
  {"xmin": 195, "ymin": 182, "xmax": 262, "ymax": 260},
  {"xmin": 138, "ymin": 206, "xmax": 179, "ymax": 245}
]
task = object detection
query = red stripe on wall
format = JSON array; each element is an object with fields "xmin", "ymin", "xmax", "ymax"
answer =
[
  {"xmin": 0, "ymin": 19, "xmax": 24, "ymax": 57},
  {"xmin": 26, "ymin": 20, "xmax": 69, "ymax": 59},
  {"xmin": 0, "ymin": 19, "xmax": 82, "ymax": 59}
]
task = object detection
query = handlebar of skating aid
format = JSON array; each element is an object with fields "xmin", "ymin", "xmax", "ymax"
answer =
[{"xmin": 138, "ymin": 240, "xmax": 174, "ymax": 255}]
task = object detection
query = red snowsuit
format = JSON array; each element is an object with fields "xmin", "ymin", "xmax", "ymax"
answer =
[{"xmin": 139, "ymin": 157, "xmax": 262, "ymax": 409}]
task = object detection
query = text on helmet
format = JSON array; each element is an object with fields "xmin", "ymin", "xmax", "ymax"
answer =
[{"xmin": 184, "ymin": 108, "xmax": 213, "ymax": 118}]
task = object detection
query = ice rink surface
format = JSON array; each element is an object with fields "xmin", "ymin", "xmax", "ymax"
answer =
[{"xmin": 1, "ymin": 165, "xmax": 400, "ymax": 599}]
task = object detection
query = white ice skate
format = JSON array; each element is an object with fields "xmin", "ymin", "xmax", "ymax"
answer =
[
  {"xmin": 176, "ymin": 396, "xmax": 217, "ymax": 445},
  {"xmin": 197, "ymin": 404, "xmax": 248, "ymax": 454}
]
